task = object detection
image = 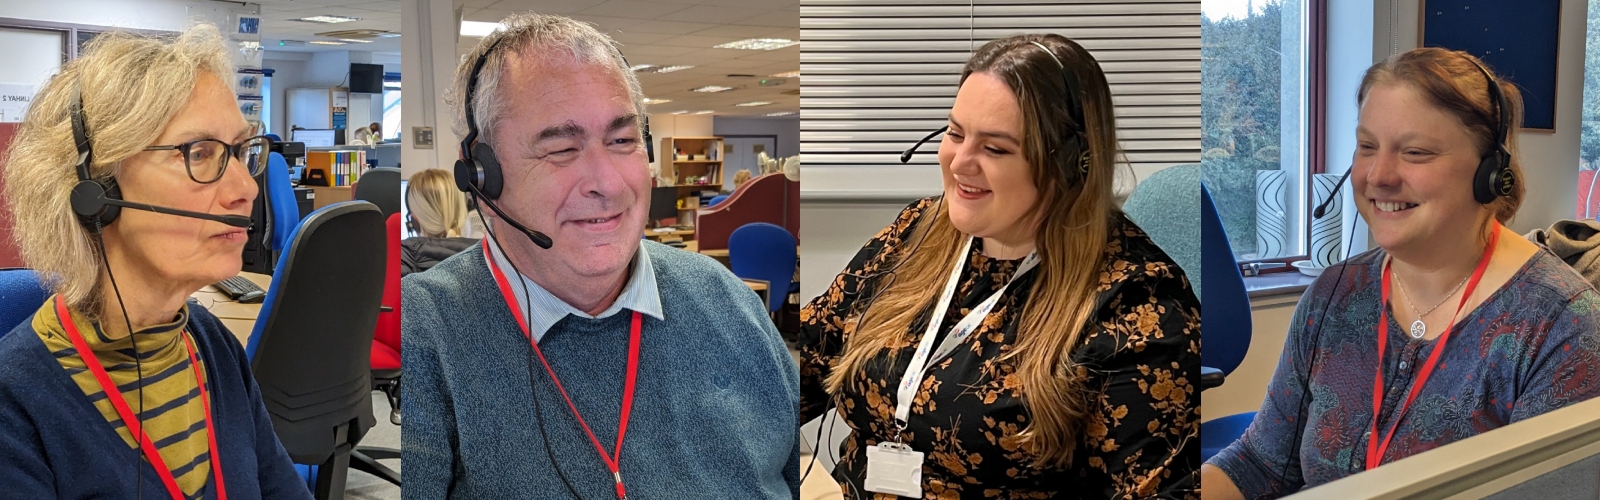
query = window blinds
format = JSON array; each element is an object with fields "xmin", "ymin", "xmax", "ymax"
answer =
[{"xmin": 800, "ymin": 0, "xmax": 1200, "ymax": 200}]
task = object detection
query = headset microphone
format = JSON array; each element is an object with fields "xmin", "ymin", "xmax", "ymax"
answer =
[
  {"xmin": 1312, "ymin": 169, "xmax": 1353, "ymax": 219},
  {"xmin": 71, "ymin": 187, "xmax": 253, "ymax": 228},
  {"xmin": 463, "ymin": 181, "xmax": 554, "ymax": 249},
  {"xmin": 900, "ymin": 126, "xmax": 948, "ymax": 163}
]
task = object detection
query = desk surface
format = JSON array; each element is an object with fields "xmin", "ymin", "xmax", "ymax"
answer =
[{"xmin": 191, "ymin": 272, "xmax": 271, "ymax": 346}]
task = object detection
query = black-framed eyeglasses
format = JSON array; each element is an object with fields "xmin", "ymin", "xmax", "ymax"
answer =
[{"xmin": 142, "ymin": 135, "xmax": 272, "ymax": 184}]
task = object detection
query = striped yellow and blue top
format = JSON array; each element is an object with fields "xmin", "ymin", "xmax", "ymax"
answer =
[{"xmin": 32, "ymin": 299, "xmax": 213, "ymax": 499}]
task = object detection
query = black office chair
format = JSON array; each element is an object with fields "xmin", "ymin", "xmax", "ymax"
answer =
[
  {"xmin": 246, "ymin": 201, "xmax": 396, "ymax": 497},
  {"xmin": 352, "ymin": 167, "xmax": 401, "ymax": 219}
]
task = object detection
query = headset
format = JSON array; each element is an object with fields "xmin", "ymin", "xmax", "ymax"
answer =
[
  {"xmin": 1285, "ymin": 52, "xmax": 1512, "ymax": 488},
  {"xmin": 453, "ymin": 38, "xmax": 657, "ymax": 251},
  {"xmin": 1313, "ymin": 54, "xmax": 1513, "ymax": 218},
  {"xmin": 900, "ymin": 39, "xmax": 1092, "ymax": 184},
  {"xmin": 67, "ymin": 88, "xmax": 253, "ymax": 230}
]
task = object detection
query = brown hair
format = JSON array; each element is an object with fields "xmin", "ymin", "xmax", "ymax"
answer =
[
  {"xmin": 824, "ymin": 33, "xmax": 1124, "ymax": 468},
  {"xmin": 1358, "ymin": 47, "xmax": 1525, "ymax": 224}
]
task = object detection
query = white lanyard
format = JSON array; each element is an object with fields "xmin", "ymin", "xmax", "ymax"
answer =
[{"xmin": 893, "ymin": 236, "xmax": 1039, "ymax": 427}]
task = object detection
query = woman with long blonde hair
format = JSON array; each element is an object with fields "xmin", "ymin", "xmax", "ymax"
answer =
[
  {"xmin": 799, "ymin": 33, "xmax": 1201, "ymax": 498},
  {"xmin": 402, "ymin": 168, "xmax": 476, "ymax": 275}
]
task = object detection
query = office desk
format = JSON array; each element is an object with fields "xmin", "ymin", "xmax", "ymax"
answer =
[
  {"xmin": 191, "ymin": 272, "xmax": 271, "ymax": 346},
  {"xmin": 308, "ymin": 186, "xmax": 352, "ymax": 210},
  {"xmin": 644, "ymin": 228, "xmax": 696, "ymax": 242}
]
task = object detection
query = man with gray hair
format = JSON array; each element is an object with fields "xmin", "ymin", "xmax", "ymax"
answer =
[{"xmin": 401, "ymin": 12, "xmax": 800, "ymax": 498}]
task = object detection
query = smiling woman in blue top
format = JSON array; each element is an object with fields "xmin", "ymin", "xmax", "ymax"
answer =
[
  {"xmin": 400, "ymin": 11, "xmax": 799, "ymax": 499},
  {"xmin": 1204, "ymin": 48, "xmax": 1600, "ymax": 498},
  {"xmin": 0, "ymin": 25, "xmax": 308, "ymax": 498}
]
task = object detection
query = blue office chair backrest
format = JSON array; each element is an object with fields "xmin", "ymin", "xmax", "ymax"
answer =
[
  {"xmin": 265, "ymin": 152, "xmax": 301, "ymax": 253},
  {"xmin": 728, "ymin": 222, "xmax": 797, "ymax": 313},
  {"xmin": 0, "ymin": 269, "xmax": 47, "ymax": 336},
  {"xmin": 1124, "ymin": 164, "xmax": 1201, "ymax": 296},
  {"xmin": 1201, "ymin": 184, "xmax": 1251, "ymax": 376},
  {"xmin": 709, "ymin": 194, "xmax": 730, "ymax": 207}
]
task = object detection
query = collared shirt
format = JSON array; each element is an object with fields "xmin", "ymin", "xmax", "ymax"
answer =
[{"xmin": 484, "ymin": 233, "xmax": 665, "ymax": 342}]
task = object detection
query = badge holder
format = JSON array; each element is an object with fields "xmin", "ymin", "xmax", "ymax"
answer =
[{"xmin": 865, "ymin": 422, "xmax": 924, "ymax": 498}]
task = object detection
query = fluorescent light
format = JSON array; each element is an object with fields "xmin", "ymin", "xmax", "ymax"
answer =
[
  {"xmin": 460, "ymin": 21, "xmax": 503, "ymax": 38},
  {"xmin": 714, "ymin": 38, "xmax": 797, "ymax": 50},
  {"xmin": 629, "ymin": 64, "xmax": 694, "ymax": 74},
  {"xmin": 292, "ymin": 15, "xmax": 361, "ymax": 24},
  {"xmin": 691, "ymin": 85, "xmax": 732, "ymax": 93},
  {"xmin": 308, "ymin": 40, "xmax": 349, "ymax": 46},
  {"xmin": 643, "ymin": 98, "xmax": 672, "ymax": 105},
  {"xmin": 692, "ymin": 110, "xmax": 714, "ymax": 115},
  {"xmin": 765, "ymin": 111, "xmax": 795, "ymax": 116},
  {"xmin": 770, "ymin": 71, "xmax": 800, "ymax": 78},
  {"xmin": 735, "ymin": 101, "xmax": 773, "ymax": 107},
  {"xmin": 671, "ymin": 110, "xmax": 691, "ymax": 115},
  {"xmin": 337, "ymin": 38, "xmax": 373, "ymax": 43}
]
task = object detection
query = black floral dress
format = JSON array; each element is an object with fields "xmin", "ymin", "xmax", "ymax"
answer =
[{"xmin": 799, "ymin": 197, "xmax": 1201, "ymax": 499}]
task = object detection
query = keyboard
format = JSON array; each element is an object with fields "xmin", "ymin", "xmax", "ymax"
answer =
[{"xmin": 212, "ymin": 276, "xmax": 266, "ymax": 303}]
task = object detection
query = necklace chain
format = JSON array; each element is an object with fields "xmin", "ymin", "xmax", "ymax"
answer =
[{"xmin": 1393, "ymin": 269, "xmax": 1471, "ymax": 319}]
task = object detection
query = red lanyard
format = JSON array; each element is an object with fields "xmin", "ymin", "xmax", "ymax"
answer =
[
  {"xmin": 484, "ymin": 243, "xmax": 641, "ymax": 500},
  {"xmin": 55, "ymin": 295, "xmax": 227, "ymax": 500},
  {"xmin": 1366, "ymin": 227, "xmax": 1499, "ymax": 469}
]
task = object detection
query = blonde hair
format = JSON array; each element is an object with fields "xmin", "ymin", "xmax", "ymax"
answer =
[
  {"xmin": 732, "ymin": 169, "xmax": 752, "ymax": 189},
  {"xmin": 825, "ymin": 34, "xmax": 1123, "ymax": 468},
  {"xmin": 1, "ymin": 25, "xmax": 233, "ymax": 318},
  {"xmin": 1359, "ymin": 48, "xmax": 1524, "ymax": 224},
  {"xmin": 406, "ymin": 169, "xmax": 468, "ymax": 238}
]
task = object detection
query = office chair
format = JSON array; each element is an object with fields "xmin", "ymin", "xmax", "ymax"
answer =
[
  {"xmin": 1199, "ymin": 184, "xmax": 1257, "ymax": 462},
  {"xmin": 1123, "ymin": 164, "xmax": 1202, "ymax": 295},
  {"xmin": 708, "ymin": 194, "xmax": 730, "ymax": 207},
  {"xmin": 265, "ymin": 152, "xmax": 303, "ymax": 254},
  {"xmin": 369, "ymin": 213, "xmax": 402, "ymax": 425},
  {"xmin": 246, "ymin": 201, "xmax": 395, "ymax": 497},
  {"xmin": 352, "ymin": 167, "xmax": 401, "ymax": 219},
  {"xmin": 0, "ymin": 269, "xmax": 47, "ymax": 338},
  {"xmin": 1200, "ymin": 183, "xmax": 1251, "ymax": 389},
  {"xmin": 728, "ymin": 222, "xmax": 798, "ymax": 314}
]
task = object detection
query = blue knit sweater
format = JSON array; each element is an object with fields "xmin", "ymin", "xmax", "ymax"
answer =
[
  {"xmin": 401, "ymin": 240, "xmax": 800, "ymax": 498},
  {"xmin": 0, "ymin": 300, "xmax": 310, "ymax": 499}
]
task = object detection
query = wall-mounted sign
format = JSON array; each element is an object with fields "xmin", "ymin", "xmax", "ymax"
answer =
[{"xmin": 0, "ymin": 83, "xmax": 34, "ymax": 123}]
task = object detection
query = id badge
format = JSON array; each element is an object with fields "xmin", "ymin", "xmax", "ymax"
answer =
[{"xmin": 864, "ymin": 442, "xmax": 924, "ymax": 498}]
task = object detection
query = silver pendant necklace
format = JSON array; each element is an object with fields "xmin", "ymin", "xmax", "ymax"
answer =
[{"xmin": 1393, "ymin": 270, "xmax": 1471, "ymax": 339}]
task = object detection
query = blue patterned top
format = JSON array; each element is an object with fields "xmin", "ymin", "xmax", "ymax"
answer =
[{"xmin": 1208, "ymin": 248, "xmax": 1600, "ymax": 498}]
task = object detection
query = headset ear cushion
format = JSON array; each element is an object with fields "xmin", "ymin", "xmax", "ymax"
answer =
[
  {"xmin": 472, "ymin": 142, "xmax": 504, "ymax": 199},
  {"xmin": 70, "ymin": 177, "xmax": 120, "ymax": 227}
]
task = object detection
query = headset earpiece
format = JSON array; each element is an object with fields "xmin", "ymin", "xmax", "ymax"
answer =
[
  {"xmin": 1465, "ymin": 55, "xmax": 1514, "ymax": 205},
  {"xmin": 67, "ymin": 85, "xmax": 123, "ymax": 228}
]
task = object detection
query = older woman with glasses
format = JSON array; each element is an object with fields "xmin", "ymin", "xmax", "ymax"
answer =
[{"xmin": 0, "ymin": 26, "xmax": 310, "ymax": 498}]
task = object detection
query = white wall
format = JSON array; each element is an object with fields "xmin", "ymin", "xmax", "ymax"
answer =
[
  {"xmin": 399, "ymin": 0, "xmax": 458, "ymax": 179},
  {"xmin": 0, "ymin": 0, "xmax": 193, "ymax": 32}
]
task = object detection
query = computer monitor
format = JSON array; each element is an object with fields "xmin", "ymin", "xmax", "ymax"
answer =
[
  {"xmin": 649, "ymin": 186, "xmax": 679, "ymax": 222},
  {"xmin": 292, "ymin": 129, "xmax": 337, "ymax": 147}
]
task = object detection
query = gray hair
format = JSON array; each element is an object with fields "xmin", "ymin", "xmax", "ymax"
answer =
[
  {"xmin": 447, "ymin": 12, "xmax": 647, "ymax": 151},
  {"xmin": 1, "ymin": 24, "xmax": 233, "ymax": 318}
]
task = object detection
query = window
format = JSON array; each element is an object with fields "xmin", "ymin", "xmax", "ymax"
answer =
[
  {"xmin": 382, "ymin": 82, "xmax": 400, "ymax": 143},
  {"xmin": 1201, "ymin": 0, "xmax": 1325, "ymax": 266},
  {"xmin": 1578, "ymin": 0, "xmax": 1600, "ymax": 217}
]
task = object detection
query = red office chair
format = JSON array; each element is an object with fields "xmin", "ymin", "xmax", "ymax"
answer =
[{"xmin": 370, "ymin": 213, "xmax": 401, "ymax": 424}]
